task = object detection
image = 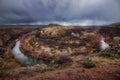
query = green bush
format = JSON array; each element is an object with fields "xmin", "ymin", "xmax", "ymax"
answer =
[
  {"xmin": 81, "ymin": 58, "xmax": 96, "ymax": 68},
  {"xmin": 40, "ymin": 66, "xmax": 55, "ymax": 73},
  {"xmin": 97, "ymin": 51, "xmax": 120, "ymax": 59}
]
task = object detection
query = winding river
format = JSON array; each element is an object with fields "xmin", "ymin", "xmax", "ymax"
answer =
[
  {"xmin": 11, "ymin": 38, "xmax": 109, "ymax": 66},
  {"xmin": 11, "ymin": 41, "xmax": 50, "ymax": 66}
]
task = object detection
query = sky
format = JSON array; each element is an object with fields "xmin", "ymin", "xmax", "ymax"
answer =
[{"xmin": 0, "ymin": 0, "xmax": 120, "ymax": 26}]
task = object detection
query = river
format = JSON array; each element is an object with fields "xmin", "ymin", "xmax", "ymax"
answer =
[{"xmin": 11, "ymin": 41, "xmax": 50, "ymax": 66}]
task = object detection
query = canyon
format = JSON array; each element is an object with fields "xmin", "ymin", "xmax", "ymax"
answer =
[{"xmin": 0, "ymin": 23, "xmax": 120, "ymax": 80}]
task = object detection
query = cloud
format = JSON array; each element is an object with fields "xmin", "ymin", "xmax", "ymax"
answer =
[{"xmin": 0, "ymin": 0, "xmax": 120, "ymax": 25}]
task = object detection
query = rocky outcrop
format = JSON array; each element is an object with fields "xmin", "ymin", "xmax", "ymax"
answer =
[{"xmin": 20, "ymin": 26, "xmax": 110, "ymax": 60}]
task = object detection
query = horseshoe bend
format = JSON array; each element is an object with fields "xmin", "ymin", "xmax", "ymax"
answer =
[{"xmin": 0, "ymin": 24, "xmax": 120, "ymax": 80}]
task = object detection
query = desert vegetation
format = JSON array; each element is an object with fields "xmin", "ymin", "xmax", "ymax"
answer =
[
  {"xmin": 81, "ymin": 58, "xmax": 96, "ymax": 68},
  {"xmin": 0, "ymin": 24, "xmax": 120, "ymax": 80}
]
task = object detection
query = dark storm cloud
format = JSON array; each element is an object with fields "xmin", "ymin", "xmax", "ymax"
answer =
[{"xmin": 0, "ymin": 0, "xmax": 120, "ymax": 25}]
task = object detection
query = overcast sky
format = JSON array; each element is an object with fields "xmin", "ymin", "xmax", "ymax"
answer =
[{"xmin": 0, "ymin": 0, "xmax": 120, "ymax": 26}]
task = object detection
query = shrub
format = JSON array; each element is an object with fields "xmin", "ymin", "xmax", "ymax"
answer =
[
  {"xmin": 40, "ymin": 66, "xmax": 55, "ymax": 73},
  {"xmin": 97, "ymin": 51, "xmax": 120, "ymax": 59},
  {"xmin": 81, "ymin": 58, "xmax": 96, "ymax": 68},
  {"xmin": 55, "ymin": 54, "xmax": 72, "ymax": 64}
]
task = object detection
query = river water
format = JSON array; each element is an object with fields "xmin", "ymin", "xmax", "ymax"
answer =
[
  {"xmin": 100, "ymin": 38, "xmax": 110, "ymax": 51},
  {"xmin": 11, "ymin": 41, "xmax": 50, "ymax": 66}
]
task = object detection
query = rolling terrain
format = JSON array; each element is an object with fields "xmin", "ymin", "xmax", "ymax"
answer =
[{"xmin": 0, "ymin": 23, "xmax": 120, "ymax": 80}]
